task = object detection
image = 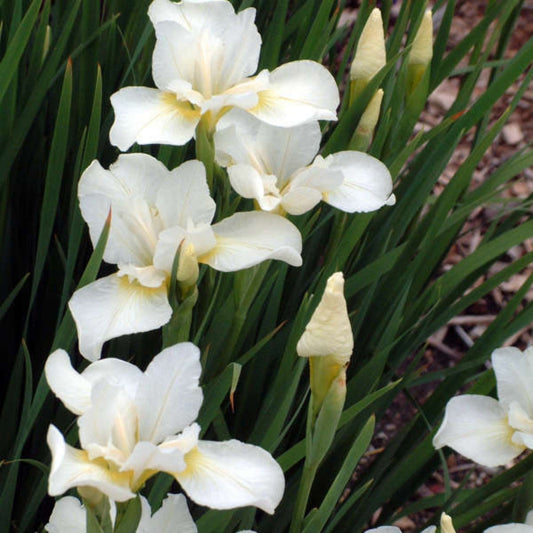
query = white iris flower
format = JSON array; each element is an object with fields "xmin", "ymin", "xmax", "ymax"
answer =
[
  {"xmin": 109, "ymin": 0, "xmax": 339, "ymax": 151},
  {"xmin": 214, "ymin": 109, "xmax": 395, "ymax": 216},
  {"xmin": 69, "ymin": 153, "xmax": 302, "ymax": 361},
  {"xmin": 433, "ymin": 346, "xmax": 533, "ymax": 467},
  {"xmin": 45, "ymin": 343, "xmax": 285, "ymax": 513}
]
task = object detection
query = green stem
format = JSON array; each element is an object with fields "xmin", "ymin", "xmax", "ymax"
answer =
[{"xmin": 290, "ymin": 461, "xmax": 319, "ymax": 533}]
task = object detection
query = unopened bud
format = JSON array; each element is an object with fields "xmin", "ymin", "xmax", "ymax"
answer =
[
  {"xmin": 440, "ymin": 513, "xmax": 456, "ymax": 533},
  {"xmin": 350, "ymin": 8, "xmax": 386, "ymax": 82},
  {"xmin": 355, "ymin": 89, "xmax": 383, "ymax": 143},
  {"xmin": 409, "ymin": 10, "xmax": 433, "ymax": 67},
  {"xmin": 297, "ymin": 272, "xmax": 353, "ymax": 362}
]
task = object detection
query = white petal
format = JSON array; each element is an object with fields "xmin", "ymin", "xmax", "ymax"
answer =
[
  {"xmin": 203, "ymin": 212, "xmax": 302, "ymax": 271},
  {"xmin": 248, "ymin": 61, "xmax": 339, "ymax": 127},
  {"xmin": 156, "ymin": 160, "xmax": 215, "ymax": 229},
  {"xmin": 290, "ymin": 165, "xmax": 344, "ymax": 193},
  {"xmin": 118, "ymin": 265, "xmax": 168, "ymax": 288},
  {"xmin": 227, "ymin": 164, "xmax": 268, "ymax": 201},
  {"xmin": 485, "ymin": 526, "xmax": 533, "ymax": 533},
  {"xmin": 139, "ymin": 493, "xmax": 197, "ymax": 533},
  {"xmin": 45, "ymin": 496, "xmax": 86, "ymax": 533},
  {"xmin": 45, "ymin": 350, "xmax": 91, "ymax": 415},
  {"xmin": 281, "ymin": 186, "xmax": 322, "ymax": 215},
  {"xmin": 68, "ymin": 273, "xmax": 172, "ymax": 361},
  {"xmin": 492, "ymin": 347, "xmax": 533, "ymax": 415},
  {"xmin": 365, "ymin": 526, "xmax": 402, "ymax": 533},
  {"xmin": 47, "ymin": 425, "xmax": 134, "ymax": 502},
  {"xmin": 81, "ymin": 358, "xmax": 143, "ymax": 401},
  {"xmin": 152, "ymin": 4, "xmax": 260, "ymax": 94},
  {"xmin": 79, "ymin": 155, "xmax": 169, "ymax": 267},
  {"xmin": 78, "ymin": 381, "xmax": 138, "ymax": 465},
  {"xmin": 176, "ymin": 440, "xmax": 285, "ymax": 514},
  {"xmin": 136, "ymin": 343, "xmax": 203, "ymax": 443},
  {"xmin": 120, "ymin": 441, "xmax": 187, "ymax": 486},
  {"xmin": 153, "ymin": 225, "xmax": 216, "ymax": 274},
  {"xmin": 320, "ymin": 151, "xmax": 395, "ymax": 213},
  {"xmin": 110, "ymin": 87, "xmax": 200, "ymax": 151},
  {"xmin": 432, "ymin": 395, "xmax": 524, "ymax": 467},
  {"xmin": 216, "ymin": 109, "xmax": 321, "ymax": 179}
]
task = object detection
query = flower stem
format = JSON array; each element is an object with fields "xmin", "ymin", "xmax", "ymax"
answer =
[{"xmin": 290, "ymin": 461, "xmax": 319, "ymax": 533}]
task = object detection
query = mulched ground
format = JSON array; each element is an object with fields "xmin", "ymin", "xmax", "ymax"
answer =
[{"xmin": 339, "ymin": 1, "xmax": 533, "ymax": 530}]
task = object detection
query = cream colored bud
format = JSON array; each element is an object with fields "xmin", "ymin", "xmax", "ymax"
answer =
[
  {"xmin": 440, "ymin": 513, "xmax": 456, "ymax": 533},
  {"xmin": 350, "ymin": 8, "xmax": 386, "ymax": 81},
  {"xmin": 409, "ymin": 10, "xmax": 433, "ymax": 66},
  {"xmin": 357, "ymin": 89, "xmax": 384, "ymax": 135},
  {"xmin": 297, "ymin": 272, "xmax": 353, "ymax": 361},
  {"xmin": 177, "ymin": 243, "xmax": 199, "ymax": 288}
]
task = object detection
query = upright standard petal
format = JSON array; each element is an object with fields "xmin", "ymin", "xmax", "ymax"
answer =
[
  {"xmin": 156, "ymin": 160, "xmax": 215, "ymax": 229},
  {"xmin": 433, "ymin": 395, "xmax": 524, "ymax": 467},
  {"xmin": 249, "ymin": 61, "xmax": 339, "ymax": 127},
  {"xmin": 203, "ymin": 212, "xmax": 302, "ymax": 271},
  {"xmin": 216, "ymin": 109, "xmax": 321, "ymax": 179},
  {"xmin": 319, "ymin": 151, "xmax": 395, "ymax": 213},
  {"xmin": 68, "ymin": 274, "xmax": 172, "ymax": 361},
  {"xmin": 79, "ymin": 155, "xmax": 170, "ymax": 266},
  {"xmin": 110, "ymin": 87, "xmax": 200, "ymax": 151},
  {"xmin": 492, "ymin": 347, "xmax": 533, "ymax": 415},
  {"xmin": 136, "ymin": 343, "xmax": 203, "ymax": 443},
  {"xmin": 45, "ymin": 350, "xmax": 92, "ymax": 415},
  {"xmin": 176, "ymin": 440, "xmax": 285, "ymax": 514},
  {"xmin": 47, "ymin": 425, "xmax": 134, "ymax": 502}
]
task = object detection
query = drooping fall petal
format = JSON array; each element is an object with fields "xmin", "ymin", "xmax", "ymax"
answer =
[{"xmin": 432, "ymin": 395, "xmax": 525, "ymax": 467}]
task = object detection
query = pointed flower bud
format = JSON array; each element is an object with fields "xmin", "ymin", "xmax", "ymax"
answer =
[
  {"xmin": 409, "ymin": 10, "xmax": 433, "ymax": 68},
  {"xmin": 297, "ymin": 272, "xmax": 353, "ymax": 415},
  {"xmin": 350, "ymin": 8, "xmax": 386, "ymax": 82},
  {"xmin": 357, "ymin": 89, "xmax": 383, "ymax": 136},
  {"xmin": 440, "ymin": 513, "xmax": 456, "ymax": 533},
  {"xmin": 297, "ymin": 272, "xmax": 353, "ymax": 363}
]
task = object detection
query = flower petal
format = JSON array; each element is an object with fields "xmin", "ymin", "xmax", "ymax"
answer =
[
  {"xmin": 248, "ymin": 61, "xmax": 339, "ymax": 127},
  {"xmin": 156, "ymin": 160, "xmax": 215, "ymax": 229},
  {"xmin": 68, "ymin": 273, "xmax": 172, "ymax": 361},
  {"xmin": 79, "ymin": 155, "xmax": 169, "ymax": 267},
  {"xmin": 319, "ymin": 151, "xmax": 395, "ymax": 213},
  {"xmin": 45, "ymin": 496, "xmax": 86, "ymax": 533},
  {"xmin": 141, "ymin": 493, "xmax": 197, "ymax": 533},
  {"xmin": 136, "ymin": 343, "xmax": 203, "ymax": 443},
  {"xmin": 152, "ymin": 3, "xmax": 260, "ymax": 94},
  {"xmin": 110, "ymin": 87, "xmax": 200, "ymax": 151},
  {"xmin": 485, "ymin": 526, "xmax": 533, "ymax": 533},
  {"xmin": 216, "ymin": 109, "xmax": 321, "ymax": 179},
  {"xmin": 281, "ymin": 186, "xmax": 322, "ymax": 215},
  {"xmin": 203, "ymin": 212, "xmax": 302, "ymax": 271},
  {"xmin": 226, "ymin": 164, "xmax": 268, "ymax": 202},
  {"xmin": 176, "ymin": 440, "xmax": 285, "ymax": 514},
  {"xmin": 47, "ymin": 425, "xmax": 134, "ymax": 502},
  {"xmin": 120, "ymin": 441, "xmax": 187, "ymax": 487},
  {"xmin": 492, "ymin": 347, "xmax": 533, "ymax": 415},
  {"xmin": 45, "ymin": 349, "xmax": 91, "ymax": 415},
  {"xmin": 433, "ymin": 395, "xmax": 524, "ymax": 467},
  {"xmin": 78, "ymin": 381, "xmax": 138, "ymax": 465},
  {"xmin": 81, "ymin": 358, "xmax": 143, "ymax": 401}
]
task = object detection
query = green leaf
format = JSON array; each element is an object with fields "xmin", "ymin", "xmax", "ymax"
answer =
[
  {"xmin": 303, "ymin": 416, "xmax": 375, "ymax": 532},
  {"xmin": 27, "ymin": 59, "xmax": 73, "ymax": 313},
  {"xmin": 0, "ymin": 0, "xmax": 42, "ymax": 105}
]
